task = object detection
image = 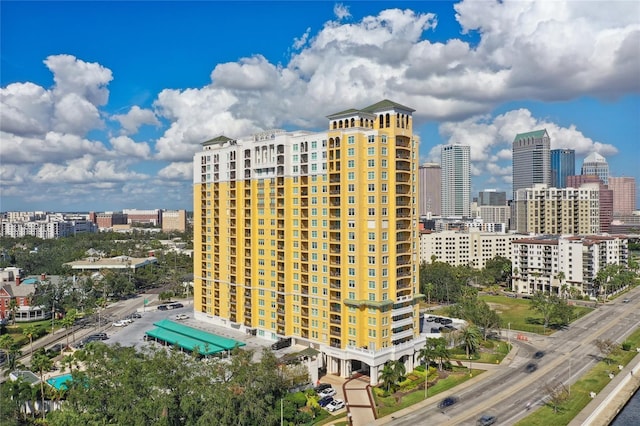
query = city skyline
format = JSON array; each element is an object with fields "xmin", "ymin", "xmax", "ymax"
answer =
[{"xmin": 1, "ymin": 1, "xmax": 639, "ymax": 212}]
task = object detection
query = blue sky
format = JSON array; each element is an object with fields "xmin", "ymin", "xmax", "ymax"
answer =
[{"xmin": 1, "ymin": 1, "xmax": 639, "ymax": 213}]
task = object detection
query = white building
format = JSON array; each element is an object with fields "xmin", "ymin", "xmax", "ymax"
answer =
[
  {"xmin": 441, "ymin": 144, "xmax": 471, "ymax": 217},
  {"xmin": 511, "ymin": 235, "xmax": 628, "ymax": 297},
  {"xmin": 419, "ymin": 230, "xmax": 521, "ymax": 269}
]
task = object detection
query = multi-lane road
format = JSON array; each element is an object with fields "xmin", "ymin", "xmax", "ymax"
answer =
[{"xmin": 380, "ymin": 287, "xmax": 640, "ymax": 426}]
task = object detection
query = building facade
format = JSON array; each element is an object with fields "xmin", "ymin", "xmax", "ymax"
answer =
[
  {"xmin": 441, "ymin": 144, "xmax": 471, "ymax": 217},
  {"xmin": 512, "ymin": 129, "xmax": 551, "ymax": 193},
  {"xmin": 419, "ymin": 230, "xmax": 520, "ymax": 269},
  {"xmin": 418, "ymin": 163, "xmax": 441, "ymax": 216},
  {"xmin": 95, "ymin": 212, "xmax": 128, "ymax": 229},
  {"xmin": 511, "ymin": 235, "xmax": 628, "ymax": 297},
  {"xmin": 478, "ymin": 190, "xmax": 506, "ymax": 206},
  {"xmin": 122, "ymin": 209, "xmax": 162, "ymax": 226},
  {"xmin": 609, "ymin": 177, "xmax": 637, "ymax": 216},
  {"xmin": 162, "ymin": 210, "xmax": 188, "ymax": 232},
  {"xmin": 512, "ymin": 183, "xmax": 601, "ymax": 235},
  {"xmin": 551, "ymin": 148, "xmax": 575, "ymax": 188},
  {"xmin": 581, "ymin": 152, "xmax": 609, "ymax": 185},
  {"xmin": 566, "ymin": 175, "xmax": 613, "ymax": 233},
  {"xmin": 193, "ymin": 100, "xmax": 423, "ymax": 385}
]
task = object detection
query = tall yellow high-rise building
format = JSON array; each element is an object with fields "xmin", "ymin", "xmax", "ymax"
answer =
[{"xmin": 193, "ymin": 100, "xmax": 423, "ymax": 384}]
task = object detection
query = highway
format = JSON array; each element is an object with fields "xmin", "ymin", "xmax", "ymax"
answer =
[{"xmin": 379, "ymin": 286, "xmax": 640, "ymax": 426}]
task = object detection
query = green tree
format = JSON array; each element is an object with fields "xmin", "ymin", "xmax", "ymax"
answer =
[
  {"xmin": 30, "ymin": 350, "xmax": 53, "ymax": 420},
  {"xmin": 530, "ymin": 291, "xmax": 557, "ymax": 329},
  {"xmin": 22, "ymin": 324, "xmax": 38, "ymax": 358},
  {"xmin": 379, "ymin": 362, "xmax": 399, "ymax": 393},
  {"xmin": 8, "ymin": 299, "xmax": 18, "ymax": 325},
  {"xmin": 455, "ymin": 325, "xmax": 481, "ymax": 359}
]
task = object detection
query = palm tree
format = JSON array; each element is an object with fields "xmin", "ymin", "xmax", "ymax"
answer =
[
  {"xmin": 30, "ymin": 351, "xmax": 53, "ymax": 420},
  {"xmin": 391, "ymin": 360, "xmax": 406, "ymax": 383},
  {"xmin": 8, "ymin": 299, "xmax": 18, "ymax": 325},
  {"xmin": 456, "ymin": 325, "xmax": 481, "ymax": 359},
  {"xmin": 426, "ymin": 337, "xmax": 450, "ymax": 371},
  {"xmin": 556, "ymin": 272, "xmax": 567, "ymax": 298},
  {"xmin": 425, "ymin": 282, "xmax": 434, "ymax": 306},
  {"xmin": 22, "ymin": 324, "xmax": 38, "ymax": 358},
  {"xmin": 379, "ymin": 362, "xmax": 398, "ymax": 393},
  {"xmin": 60, "ymin": 312, "xmax": 76, "ymax": 348}
]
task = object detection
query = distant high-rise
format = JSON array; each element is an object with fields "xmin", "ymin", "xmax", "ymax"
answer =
[
  {"xmin": 567, "ymin": 175, "xmax": 613, "ymax": 233},
  {"xmin": 478, "ymin": 190, "xmax": 506, "ymax": 206},
  {"xmin": 511, "ymin": 129, "xmax": 551, "ymax": 230},
  {"xmin": 418, "ymin": 163, "xmax": 441, "ymax": 216},
  {"xmin": 581, "ymin": 152, "xmax": 609, "ymax": 185},
  {"xmin": 550, "ymin": 149, "xmax": 575, "ymax": 188},
  {"xmin": 441, "ymin": 144, "xmax": 471, "ymax": 217},
  {"xmin": 512, "ymin": 129, "xmax": 551, "ymax": 193},
  {"xmin": 609, "ymin": 177, "xmax": 637, "ymax": 216}
]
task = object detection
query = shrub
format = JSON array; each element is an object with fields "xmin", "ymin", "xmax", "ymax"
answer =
[
  {"xmin": 415, "ymin": 365, "xmax": 425, "ymax": 372},
  {"xmin": 621, "ymin": 341, "xmax": 632, "ymax": 351}
]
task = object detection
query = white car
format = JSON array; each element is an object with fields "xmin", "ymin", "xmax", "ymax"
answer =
[
  {"xmin": 112, "ymin": 320, "xmax": 128, "ymax": 327},
  {"xmin": 326, "ymin": 398, "xmax": 345, "ymax": 412},
  {"xmin": 318, "ymin": 388, "xmax": 336, "ymax": 399},
  {"xmin": 175, "ymin": 314, "xmax": 189, "ymax": 320}
]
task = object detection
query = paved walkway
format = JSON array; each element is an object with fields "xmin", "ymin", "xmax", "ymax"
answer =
[{"xmin": 344, "ymin": 374, "xmax": 376, "ymax": 425}]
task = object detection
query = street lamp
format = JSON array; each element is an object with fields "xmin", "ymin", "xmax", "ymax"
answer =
[{"xmin": 469, "ymin": 356, "xmax": 473, "ymax": 377}]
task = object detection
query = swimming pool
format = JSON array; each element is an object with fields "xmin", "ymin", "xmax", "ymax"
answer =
[{"xmin": 46, "ymin": 373, "xmax": 73, "ymax": 390}]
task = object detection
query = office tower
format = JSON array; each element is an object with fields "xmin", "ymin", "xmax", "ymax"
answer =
[
  {"xmin": 161, "ymin": 210, "xmax": 187, "ymax": 232},
  {"xmin": 512, "ymin": 183, "xmax": 601, "ymax": 234},
  {"xmin": 441, "ymin": 144, "xmax": 471, "ymax": 217},
  {"xmin": 550, "ymin": 149, "xmax": 575, "ymax": 188},
  {"xmin": 567, "ymin": 175, "xmax": 613, "ymax": 233},
  {"xmin": 511, "ymin": 129, "xmax": 551, "ymax": 230},
  {"xmin": 608, "ymin": 177, "xmax": 637, "ymax": 216},
  {"xmin": 418, "ymin": 163, "xmax": 441, "ymax": 216},
  {"xmin": 193, "ymin": 100, "xmax": 420, "ymax": 385},
  {"xmin": 478, "ymin": 190, "xmax": 506, "ymax": 206},
  {"xmin": 581, "ymin": 152, "xmax": 609, "ymax": 185},
  {"xmin": 512, "ymin": 129, "xmax": 551, "ymax": 193}
]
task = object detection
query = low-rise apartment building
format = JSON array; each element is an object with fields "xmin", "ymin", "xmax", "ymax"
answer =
[
  {"xmin": 419, "ymin": 230, "xmax": 521, "ymax": 268},
  {"xmin": 511, "ymin": 235, "xmax": 628, "ymax": 297}
]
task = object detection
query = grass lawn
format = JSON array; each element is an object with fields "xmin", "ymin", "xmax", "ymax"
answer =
[
  {"xmin": 514, "ymin": 327, "xmax": 640, "ymax": 426},
  {"xmin": 478, "ymin": 295, "xmax": 593, "ymax": 335},
  {"xmin": 2, "ymin": 319, "xmax": 54, "ymax": 346}
]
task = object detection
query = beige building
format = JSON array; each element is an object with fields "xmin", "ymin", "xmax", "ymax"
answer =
[
  {"xmin": 419, "ymin": 230, "xmax": 521, "ymax": 269},
  {"xmin": 511, "ymin": 235, "xmax": 628, "ymax": 297},
  {"xmin": 512, "ymin": 183, "xmax": 600, "ymax": 234},
  {"xmin": 609, "ymin": 177, "xmax": 637, "ymax": 216},
  {"xmin": 162, "ymin": 210, "xmax": 187, "ymax": 232}
]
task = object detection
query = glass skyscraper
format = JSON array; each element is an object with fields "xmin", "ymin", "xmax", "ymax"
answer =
[{"xmin": 551, "ymin": 148, "xmax": 575, "ymax": 188}]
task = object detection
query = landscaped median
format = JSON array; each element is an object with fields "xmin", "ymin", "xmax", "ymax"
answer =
[
  {"xmin": 373, "ymin": 365, "xmax": 485, "ymax": 418},
  {"xmin": 514, "ymin": 327, "xmax": 640, "ymax": 426}
]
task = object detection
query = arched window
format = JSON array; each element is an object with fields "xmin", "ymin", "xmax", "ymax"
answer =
[
  {"xmin": 350, "ymin": 118, "xmax": 355, "ymax": 127},
  {"xmin": 385, "ymin": 113, "xmax": 390, "ymax": 128},
  {"xmin": 396, "ymin": 114, "xmax": 400, "ymax": 128},
  {"xmin": 359, "ymin": 118, "xmax": 363, "ymax": 127},
  {"xmin": 333, "ymin": 121, "xmax": 337, "ymax": 130},
  {"xmin": 339, "ymin": 120, "xmax": 343, "ymax": 129},
  {"xmin": 379, "ymin": 115, "xmax": 384, "ymax": 128}
]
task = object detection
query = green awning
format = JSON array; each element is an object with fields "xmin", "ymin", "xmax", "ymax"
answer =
[{"xmin": 145, "ymin": 319, "xmax": 245, "ymax": 355}]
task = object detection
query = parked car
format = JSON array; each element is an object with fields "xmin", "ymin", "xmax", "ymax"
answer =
[
  {"xmin": 318, "ymin": 388, "xmax": 337, "ymax": 399},
  {"xmin": 314, "ymin": 383, "xmax": 332, "ymax": 393},
  {"xmin": 533, "ymin": 351, "xmax": 545, "ymax": 359},
  {"xmin": 525, "ymin": 363, "xmax": 538, "ymax": 373},
  {"xmin": 131, "ymin": 312, "xmax": 142, "ymax": 318},
  {"xmin": 175, "ymin": 314, "xmax": 189, "ymax": 320},
  {"xmin": 318, "ymin": 396, "xmax": 334, "ymax": 407},
  {"xmin": 89, "ymin": 333, "xmax": 108, "ymax": 340},
  {"xmin": 157, "ymin": 305, "xmax": 169, "ymax": 311},
  {"xmin": 271, "ymin": 337, "xmax": 292, "ymax": 350},
  {"xmin": 326, "ymin": 398, "xmax": 345, "ymax": 412},
  {"xmin": 623, "ymin": 299, "xmax": 630, "ymax": 303},
  {"xmin": 438, "ymin": 396, "xmax": 458, "ymax": 409},
  {"xmin": 113, "ymin": 320, "xmax": 128, "ymax": 327},
  {"xmin": 169, "ymin": 302, "xmax": 184, "ymax": 309},
  {"xmin": 477, "ymin": 414, "xmax": 497, "ymax": 426}
]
